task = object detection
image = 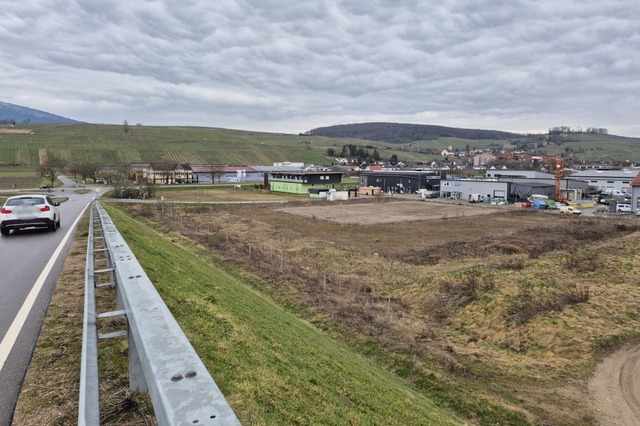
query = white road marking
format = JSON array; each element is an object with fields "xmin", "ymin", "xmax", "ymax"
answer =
[{"xmin": 0, "ymin": 202, "xmax": 90, "ymax": 372}]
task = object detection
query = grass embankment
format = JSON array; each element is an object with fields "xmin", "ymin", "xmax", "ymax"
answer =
[{"xmin": 101, "ymin": 205, "xmax": 463, "ymax": 425}]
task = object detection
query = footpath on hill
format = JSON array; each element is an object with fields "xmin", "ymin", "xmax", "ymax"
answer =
[{"xmin": 590, "ymin": 344, "xmax": 640, "ymax": 425}]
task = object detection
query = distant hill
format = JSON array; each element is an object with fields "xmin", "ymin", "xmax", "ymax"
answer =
[
  {"xmin": 307, "ymin": 122, "xmax": 522, "ymax": 143},
  {"xmin": 0, "ymin": 101, "xmax": 81, "ymax": 124}
]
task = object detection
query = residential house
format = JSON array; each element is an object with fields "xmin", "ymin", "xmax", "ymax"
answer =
[{"xmin": 144, "ymin": 164, "xmax": 193, "ymax": 184}]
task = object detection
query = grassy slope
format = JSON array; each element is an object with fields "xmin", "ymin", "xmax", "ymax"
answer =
[{"xmin": 103, "ymin": 204, "xmax": 462, "ymax": 425}]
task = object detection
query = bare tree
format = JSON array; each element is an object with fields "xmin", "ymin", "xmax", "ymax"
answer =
[
  {"xmin": 39, "ymin": 153, "xmax": 66, "ymax": 186},
  {"xmin": 203, "ymin": 162, "xmax": 224, "ymax": 183},
  {"xmin": 71, "ymin": 162, "xmax": 98, "ymax": 182},
  {"xmin": 109, "ymin": 164, "xmax": 134, "ymax": 198},
  {"xmin": 123, "ymin": 120, "xmax": 130, "ymax": 134},
  {"xmin": 140, "ymin": 178, "xmax": 157, "ymax": 198}
]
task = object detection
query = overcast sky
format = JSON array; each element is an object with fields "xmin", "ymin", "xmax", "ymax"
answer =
[{"xmin": 1, "ymin": 0, "xmax": 638, "ymax": 136}]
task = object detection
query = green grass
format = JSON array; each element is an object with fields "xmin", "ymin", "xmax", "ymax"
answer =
[{"xmin": 103, "ymin": 204, "xmax": 463, "ymax": 425}]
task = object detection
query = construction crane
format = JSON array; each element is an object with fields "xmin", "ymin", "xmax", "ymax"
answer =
[{"xmin": 493, "ymin": 153, "xmax": 567, "ymax": 203}]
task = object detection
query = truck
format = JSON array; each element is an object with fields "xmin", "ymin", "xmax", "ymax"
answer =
[
  {"xmin": 560, "ymin": 205, "xmax": 582, "ymax": 215},
  {"xmin": 417, "ymin": 189, "xmax": 439, "ymax": 198}
]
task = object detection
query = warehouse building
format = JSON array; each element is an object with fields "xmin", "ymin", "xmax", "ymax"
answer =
[{"xmin": 359, "ymin": 170, "xmax": 446, "ymax": 194}]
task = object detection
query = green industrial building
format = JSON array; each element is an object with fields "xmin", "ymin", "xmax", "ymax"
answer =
[{"xmin": 269, "ymin": 170, "xmax": 343, "ymax": 195}]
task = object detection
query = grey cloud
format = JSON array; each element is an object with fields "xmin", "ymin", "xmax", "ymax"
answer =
[{"xmin": 0, "ymin": 0, "xmax": 638, "ymax": 136}]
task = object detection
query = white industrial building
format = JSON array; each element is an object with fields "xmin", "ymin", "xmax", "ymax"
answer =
[{"xmin": 570, "ymin": 170, "xmax": 639, "ymax": 194}]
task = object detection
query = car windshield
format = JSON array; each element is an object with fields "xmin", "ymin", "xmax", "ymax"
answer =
[{"xmin": 6, "ymin": 197, "xmax": 46, "ymax": 207}]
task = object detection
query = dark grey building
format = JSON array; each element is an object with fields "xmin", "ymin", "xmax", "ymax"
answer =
[{"xmin": 360, "ymin": 170, "xmax": 446, "ymax": 194}]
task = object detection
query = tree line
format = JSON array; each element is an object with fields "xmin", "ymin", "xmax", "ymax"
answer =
[
  {"xmin": 307, "ymin": 122, "xmax": 521, "ymax": 143},
  {"xmin": 327, "ymin": 144, "xmax": 399, "ymax": 165},
  {"xmin": 548, "ymin": 126, "xmax": 608, "ymax": 135}
]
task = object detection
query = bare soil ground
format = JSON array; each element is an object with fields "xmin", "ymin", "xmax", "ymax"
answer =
[
  {"xmin": 278, "ymin": 199, "xmax": 501, "ymax": 224},
  {"xmin": 589, "ymin": 343, "xmax": 640, "ymax": 425},
  {"xmin": 0, "ymin": 128, "xmax": 32, "ymax": 134},
  {"xmin": 121, "ymin": 197, "xmax": 640, "ymax": 425}
]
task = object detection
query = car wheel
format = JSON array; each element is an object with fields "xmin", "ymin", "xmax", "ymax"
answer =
[
  {"xmin": 50, "ymin": 222, "xmax": 57, "ymax": 232},
  {"xmin": 56, "ymin": 219, "xmax": 61, "ymax": 228},
  {"xmin": 0, "ymin": 227, "xmax": 9, "ymax": 236}
]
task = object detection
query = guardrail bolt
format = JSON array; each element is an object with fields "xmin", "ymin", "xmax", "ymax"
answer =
[
  {"xmin": 185, "ymin": 370, "xmax": 197, "ymax": 378},
  {"xmin": 171, "ymin": 374, "xmax": 183, "ymax": 382}
]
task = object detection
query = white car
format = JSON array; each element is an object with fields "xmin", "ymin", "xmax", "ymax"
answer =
[
  {"xmin": 560, "ymin": 206, "xmax": 582, "ymax": 215},
  {"xmin": 0, "ymin": 194, "xmax": 61, "ymax": 235},
  {"xmin": 616, "ymin": 203, "xmax": 632, "ymax": 212}
]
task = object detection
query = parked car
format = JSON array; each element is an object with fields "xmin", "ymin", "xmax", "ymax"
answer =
[
  {"xmin": 0, "ymin": 194, "xmax": 61, "ymax": 235},
  {"xmin": 38, "ymin": 184, "xmax": 53, "ymax": 189},
  {"xmin": 560, "ymin": 206, "xmax": 582, "ymax": 215},
  {"xmin": 616, "ymin": 203, "xmax": 632, "ymax": 212}
]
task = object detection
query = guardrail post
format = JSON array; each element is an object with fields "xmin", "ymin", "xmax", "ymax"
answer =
[{"xmin": 129, "ymin": 329, "xmax": 148, "ymax": 393}]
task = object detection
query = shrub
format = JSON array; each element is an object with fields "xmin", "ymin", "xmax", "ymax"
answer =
[
  {"xmin": 425, "ymin": 267, "xmax": 495, "ymax": 320},
  {"xmin": 491, "ymin": 242, "xmax": 526, "ymax": 255},
  {"xmin": 565, "ymin": 251, "xmax": 601, "ymax": 272},
  {"xmin": 493, "ymin": 254, "xmax": 527, "ymax": 270},
  {"xmin": 506, "ymin": 278, "xmax": 589, "ymax": 324}
]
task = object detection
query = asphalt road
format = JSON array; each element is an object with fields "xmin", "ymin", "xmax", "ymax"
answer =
[{"xmin": 0, "ymin": 178, "xmax": 104, "ymax": 425}]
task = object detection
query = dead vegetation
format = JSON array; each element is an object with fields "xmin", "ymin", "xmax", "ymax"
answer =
[{"xmin": 113, "ymin": 200, "xmax": 640, "ymax": 424}]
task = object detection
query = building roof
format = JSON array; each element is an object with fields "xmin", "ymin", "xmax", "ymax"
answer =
[
  {"xmin": 252, "ymin": 165, "xmax": 305, "ymax": 172},
  {"xmin": 631, "ymin": 171, "xmax": 640, "ymax": 186},
  {"xmin": 570, "ymin": 170, "xmax": 639, "ymax": 179},
  {"xmin": 190, "ymin": 165, "xmax": 258, "ymax": 173},
  {"xmin": 270, "ymin": 170, "xmax": 343, "ymax": 176}
]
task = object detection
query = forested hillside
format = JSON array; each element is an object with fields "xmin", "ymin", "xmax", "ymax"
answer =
[{"xmin": 307, "ymin": 122, "xmax": 521, "ymax": 143}]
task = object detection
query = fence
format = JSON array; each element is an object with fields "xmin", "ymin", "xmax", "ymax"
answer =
[{"xmin": 79, "ymin": 201, "xmax": 240, "ymax": 425}]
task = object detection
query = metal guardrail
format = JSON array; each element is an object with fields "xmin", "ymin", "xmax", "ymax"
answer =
[{"xmin": 79, "ymin": 201, "xmax": 241, "ymax": 425}]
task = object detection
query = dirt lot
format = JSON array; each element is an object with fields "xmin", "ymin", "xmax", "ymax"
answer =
[
  {"xmin": 278, "ymin": 199, "xmax": 501, "ymax": 224},
  {"xmin": 116, "ymin": 197, "xmax": 640, "ymax": 425}
]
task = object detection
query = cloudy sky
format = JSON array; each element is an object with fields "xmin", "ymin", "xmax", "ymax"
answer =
[{"xmin": 1, "ymin": 0, "xmax": 639, "ymax": 136}]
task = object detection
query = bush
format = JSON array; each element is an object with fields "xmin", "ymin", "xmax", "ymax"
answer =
[
  {"xmin": 565, "ymin": 251, "xmax": 601, "ymax": 272},
  {"xmin": 425, "ymin": 267, "xmax": 495, "ymax": 320},
  {"xmin": 493, "ymin": 254, "xmax": 527, "ymax": 270},
  {"xmin": 506, "ymin": 278, "xmax": 589, "ymax": 324}
]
